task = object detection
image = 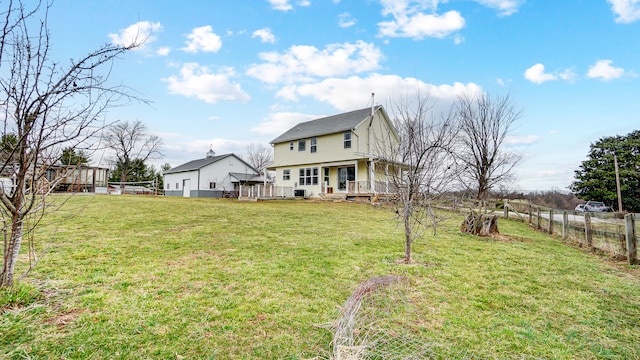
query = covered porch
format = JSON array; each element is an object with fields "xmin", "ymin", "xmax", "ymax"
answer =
[{"xmin": 317, "ymin": 159, "xmax": 400, "ymax": 202}]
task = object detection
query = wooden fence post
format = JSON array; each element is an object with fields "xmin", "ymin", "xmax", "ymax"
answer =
[
  {"xmin": 528, "ymin": 204, "xmax": 532, "ymax": 225},
  {"xmin": 504, "ymin": 200, "xmax": 509, "ymax": 219},
  {"xmin": 562, "ymin": 211, "xmax": 568, "ymax": 240},
  {"xmin": 625, "ymin": 214, "xmax": 638, "ymax": 265},
  {"xmin": 548, "ymin": 209, "xmax": 554, "ymax": 234},
  {"xmin": 584, "ymin": 212, "xmax": 593, "ymax": 249},
  {"xmin": 536, "ymin": 207, "xmax": 541, "ymax": 230}
]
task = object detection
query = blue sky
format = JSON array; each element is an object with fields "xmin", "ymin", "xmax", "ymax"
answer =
[{"xmin": 45, "ymin": 0, "xmax": 640, "ymax": 191}]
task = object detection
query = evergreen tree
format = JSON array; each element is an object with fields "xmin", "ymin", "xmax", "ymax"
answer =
[
  {"xmin": 570, "ymin": 130, "xmax": 640, "ymax": 212},
  {"xmin": 60, "ymin": 147, "xmax": 89, "ymax": 165}
]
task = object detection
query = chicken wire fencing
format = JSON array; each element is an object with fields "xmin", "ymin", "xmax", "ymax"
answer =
[{"xmin": 310, "ymin": 276, "xmax": 483, "ymax": 360}]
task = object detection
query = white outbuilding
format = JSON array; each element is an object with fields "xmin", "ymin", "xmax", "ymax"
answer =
[{"xmin": 163, "ymin": 150, "xmax": 264, "ymax": 198}]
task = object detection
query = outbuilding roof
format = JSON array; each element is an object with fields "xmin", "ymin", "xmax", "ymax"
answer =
[
  {"xmin": 270, "ymin": 106, "xmax": 382, "ymax": 144},
  {"xmin": 229, "ymin": 172, "xmax": 264, "ymax": 183},
  {"xmin": 163, "ymin": 153, "xmax": 234, "ymax": 174}
]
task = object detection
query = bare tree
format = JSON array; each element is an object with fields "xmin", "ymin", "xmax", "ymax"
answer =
[
  {"xmin": 381, "ymin": 94, "xmax": 458, "ymax": 263},
  {"xmin": 0, "ymin": 0, "xmax": 145, "ymax": 287},
  {"xmin": 244, "ymin": 143, "xmax": 273, "ymax": 177},
  {"xmin": 454, "ymin": 92, "xmax": 523, "ymax": 200},
  {"xmin": 103, "ymin": 120, "xmax": 162, "ymax": 188}
]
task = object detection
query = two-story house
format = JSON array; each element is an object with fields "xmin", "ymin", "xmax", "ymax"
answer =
[{"xmin": 268, "ymin": 105, "xmax": 400, "ymax": 199}]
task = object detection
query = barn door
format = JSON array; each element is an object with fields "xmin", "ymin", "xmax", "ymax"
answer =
[{"xmin": 182, "ymin": 179, "xmax": 191, "ymax": 197}]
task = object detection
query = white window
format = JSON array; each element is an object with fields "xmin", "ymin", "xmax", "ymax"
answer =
[
  {"xmin": 344, "ymin": 132, "xmax": 352, "ymax": 149},
  {"xmin": 209, "ymin": 182, "xmax": 216, "ymax": 189},
  {"xmin": 310, "ymin": 137, "xmax": 317, "ymax": 153},
  {"xmin": 289, "ymin": 141, "xmax": 294, "ymax": 150},
  {"xmin": 298, "ymin": 167, "xmax": 319, "ymax": 185},
  {"xmin": 298, "ymin": 139, "xmax": 306, "ymax": 151}
]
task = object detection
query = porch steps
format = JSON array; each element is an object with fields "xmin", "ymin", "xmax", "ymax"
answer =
[{"xmin": 318, "ymin": 193, "xmax": 346, "ymax": 201}]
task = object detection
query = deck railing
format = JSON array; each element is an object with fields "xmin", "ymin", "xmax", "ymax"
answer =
[
  {"xmin": 238, "ymin": 184, "xmax": 294, "ymax": 198},
  {"xmin": 345, "ymin": 180, "xmax": 398, "ymax": 194}
]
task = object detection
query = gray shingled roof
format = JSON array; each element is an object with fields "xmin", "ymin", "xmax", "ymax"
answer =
[
  {"xmin": 163, "ymin": 154, "xmax": 233, "ymax": 174},
  {"xmin": 270, "ymin": 106, "xmax": 381, "ymax": 144},
  {"xmin": 229, "ymin": 172, "xmax": 264, "ymax": 182}
]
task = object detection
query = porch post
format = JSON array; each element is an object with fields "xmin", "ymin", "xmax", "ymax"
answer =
[
  {"xmin": 354, "ymin": 161, "xmax": 358, "ymax": 193},
  {"xmin": 385, "ymin": 163, "xmax": 389, "ymax": 194},
  {"xmin": 369, "ymin": 159, "xmax": 375, "ymax": 195}
]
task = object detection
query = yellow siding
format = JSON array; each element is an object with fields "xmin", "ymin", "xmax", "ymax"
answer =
[{"xmin": 270, "ymin": 108, "xmax": 400, "ymax": 197}]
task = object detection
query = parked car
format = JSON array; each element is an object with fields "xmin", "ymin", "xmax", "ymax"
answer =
[
  {"xmin": 575, "ymin": 204, "xmax": 585, "ymax": 212},
  {"xmin": 584, "ymin": 201, "xmax": 609, "ymax": 212}
]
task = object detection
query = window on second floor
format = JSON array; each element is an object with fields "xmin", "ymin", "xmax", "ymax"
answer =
[
  {"xmin": 298, "ymin": 139, "xmax": 306, "ymax": 151},
  {"xmin": 283, "ymin": 169, "xmax": 290, "ymax": 181},
  {"xmin": 209, "ymin": 182, "xmax": 216, "ymax": 189},
  {"xmin": 289, "ymin": 141, "xmax": 294, "ymax": 150},
  {"xmin": 344, "ymin": 131, "xmax": 352, "ymax": 149},
  {"xmin": 310, "ymin": 137, "xmax": 317, "ymax": 153}
]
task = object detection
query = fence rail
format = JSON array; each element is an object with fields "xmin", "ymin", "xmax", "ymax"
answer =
[
  {"xmin": 506, "ymin": 200, "xmax": 637, "ymax": 265},
  {"xmin": 441, "ymin": 198, "xmax": 638, "ymax": 265}
]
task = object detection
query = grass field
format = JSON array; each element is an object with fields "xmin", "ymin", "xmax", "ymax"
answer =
[{"xmin": 1, "ymin": 195, "xmax": 639, "ymax": 359}]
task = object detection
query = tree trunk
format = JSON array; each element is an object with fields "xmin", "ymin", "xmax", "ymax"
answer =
[
  {"xmin": 1, "ymin": 215, "xmax": 23, "ymax": 287},
  {"xmin": 460, "ymin": 211, "xmax": 499, "ymax": 236},
  {"xmin": 403, "ymin": 209, "xmax": 412, "ymax": 263}
]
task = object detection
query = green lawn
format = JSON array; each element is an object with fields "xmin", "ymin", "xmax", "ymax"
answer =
[{"xmin": 1, "ymin": 195, "xmax": 639, "ymax": 359}]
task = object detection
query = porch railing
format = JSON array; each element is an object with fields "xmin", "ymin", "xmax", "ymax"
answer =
[
  {"xmin": 345, "ymin": 180, "xmax": 398, "ymax": 194},
  {"xmin": 238, "ymin": 184, "xmax": 294, "ymax": 198}
]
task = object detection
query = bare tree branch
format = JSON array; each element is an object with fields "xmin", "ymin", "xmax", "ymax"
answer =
[
  {"xmin": 0, "ymin": 0, "xmax": 146, "ymax": 287},
  {"xmin": 454, "ymin": 92, "xmax": 523, "ymax": 200},
  {"xmin": 102, "ymin": 120, "xmax": 162, "ymax": 188},
  {"xmin": 378, "ymin": 93, "xmax": 459, "ymax": 263}
]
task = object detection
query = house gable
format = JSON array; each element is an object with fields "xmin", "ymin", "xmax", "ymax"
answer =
[{"xmin": 269, "ymin": 106, "xmax": 399, "ymax": 168}]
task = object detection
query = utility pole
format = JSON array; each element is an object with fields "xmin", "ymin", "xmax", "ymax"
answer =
[{"xmin": 614, "ymin": 154, "xmax": 623, "ymax": 212}]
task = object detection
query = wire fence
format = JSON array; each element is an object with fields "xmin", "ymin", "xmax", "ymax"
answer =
[
  {"xmin": 440, "ymin": 198, "xmax": 638, "ymax": 265},
  {"xmin": 315, "ymin": 276, "xmax": 485, "ymax": 360}
]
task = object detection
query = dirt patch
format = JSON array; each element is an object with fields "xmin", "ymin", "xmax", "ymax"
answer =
[
  {"xmin": 488, "ymin": 233, "xmax": 530, "ymax": 242},
  {"xmin": 44, "ymin": 308, "xmax": 88, "ymax": 329}
]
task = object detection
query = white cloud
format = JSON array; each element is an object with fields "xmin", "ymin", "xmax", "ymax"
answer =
[
  {"xmin": 378, "ymin": 10, "xmax": 465, "ymax": 39},
  {"xmin": 504, "ymin": 135, "xmax": 541, "ymax": 146},
  {"xmin": 108, "ymin": 21, "xmax": 162, "ymax": 49},
  {"xmin": 156, "ymin": 47, "xmax": 171, "ymax": 56},
  {"xmin": 246, "ymin": 41, "xmax": 384, "ymax": 84},
  {"xmin": 182, "ymin": 26, "xmax": 222, "ymax": 53},
  {"xmin": 163, "ymin": 63, "xmax": 250, "ymax": 104},
  {"xmin": 524, "ymin": 63, "xmax": 557, "ymax": 84},
  {"xmin": 252, "ymin": 28, "xmax": 276, "ymax": 44},
  {"xmin": 558, "ymin": 68, "xmax": 577, "ymax": 82},
  {"xmin": 473, "ymin": 0, "xmax": 523, "ymax": 16},
  {"xmin": 276, "ymin": 73, "xmax": 482, "ymax": 112},
  {"xmin": 377, "ymin": 0, "xmax": 465, "ymax": 39},
  {"xmin": 586, "ymin": 59, "xmax": 628, "ymax": 80},
  {"xmin": 338, "ymin": 12, "xmax": 357, "ymax": 28},
  {"xmin": 607, "ymin": 0, "xmax": 640, "ymax": 23},
  {"xmin": 251, "ymin": 112, "xmax": 320, "ymax": 136},
  {"xmin": 268, "ymin": 0, "xmax": 293, "ymax": 11}
]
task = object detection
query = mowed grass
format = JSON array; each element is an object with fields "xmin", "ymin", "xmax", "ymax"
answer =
[{"xmin": 1, "ymin": 195, "xmax": 639, "ymax": 359}]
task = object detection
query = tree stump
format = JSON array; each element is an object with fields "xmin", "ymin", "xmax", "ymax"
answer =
[{"xmin": 460, "ymin": 211, "xmax": 499, "ymax": 236}]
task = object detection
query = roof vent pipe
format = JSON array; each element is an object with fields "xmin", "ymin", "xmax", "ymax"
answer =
[{"xmin": 371, "ymin": 92, "xmax": 375, "ymax": 116}]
